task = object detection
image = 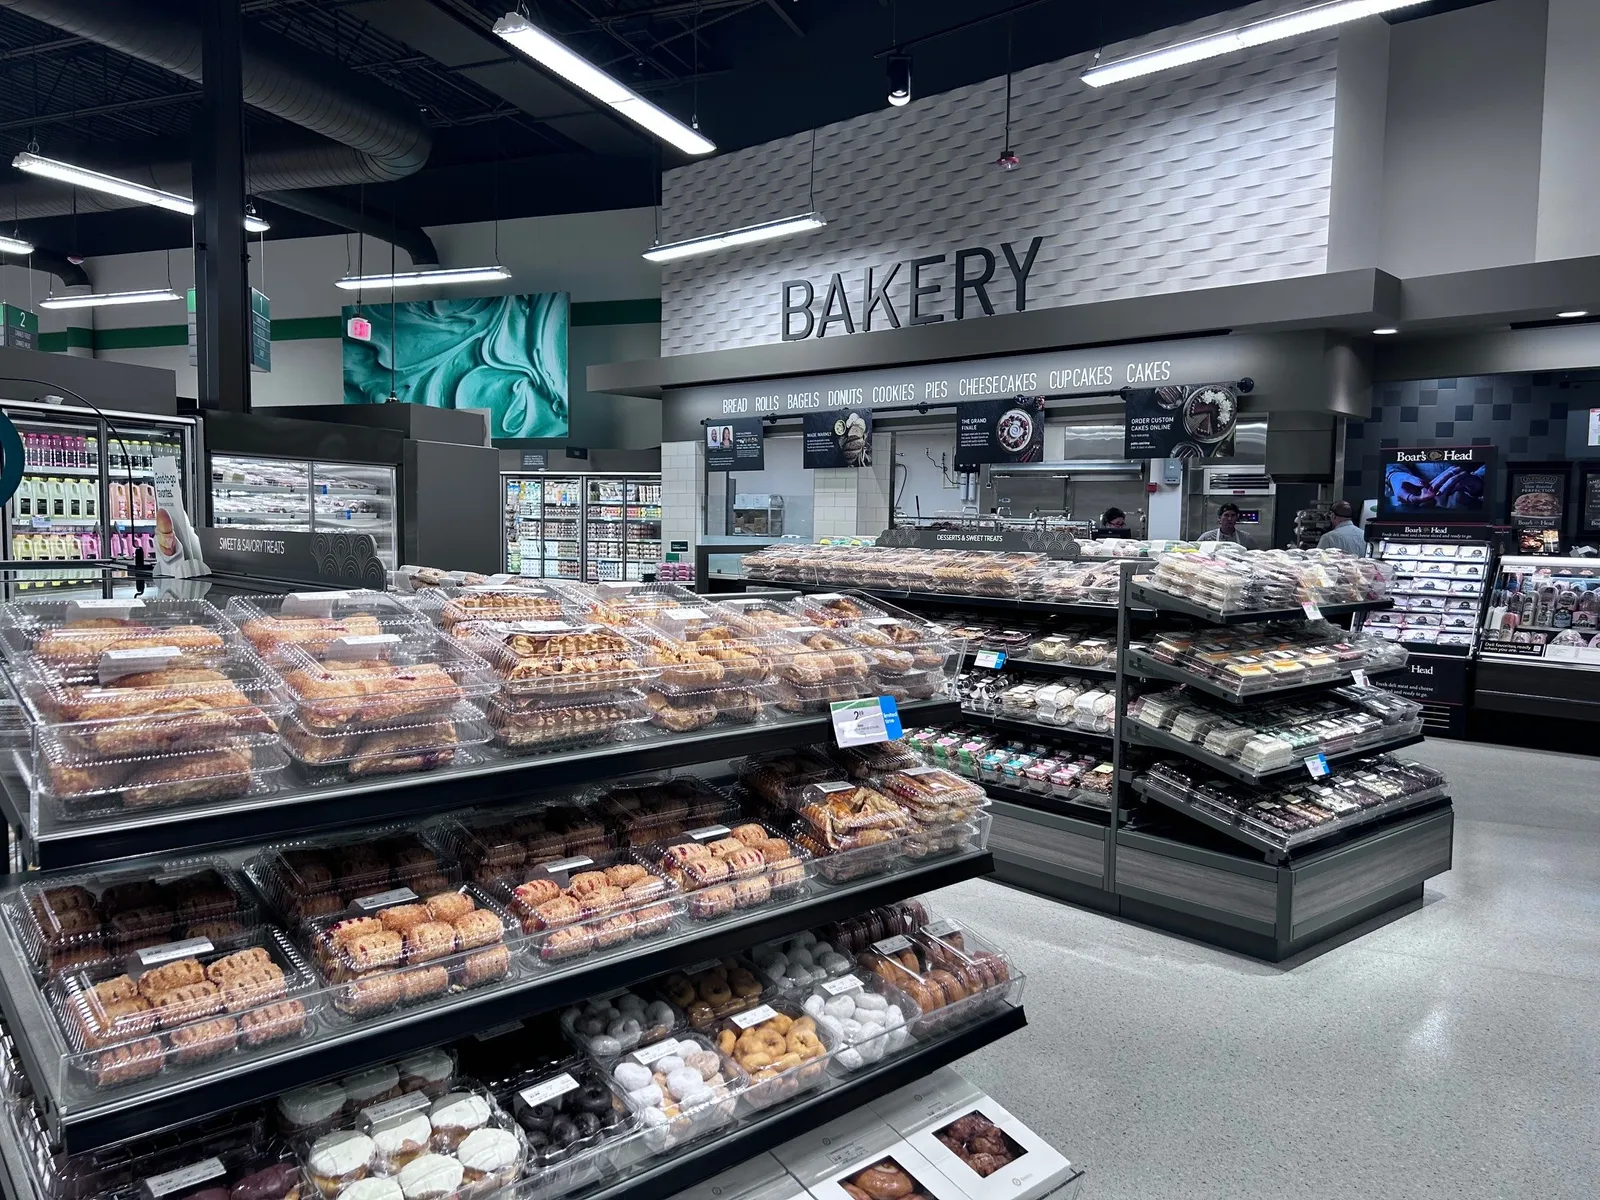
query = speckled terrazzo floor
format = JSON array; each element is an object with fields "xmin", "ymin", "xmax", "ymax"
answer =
[{"xmin": 932, "ymin": 738, "xmax": 1600, "ymax": 1199}]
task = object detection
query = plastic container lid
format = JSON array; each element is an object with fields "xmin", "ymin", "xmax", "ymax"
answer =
[
  {"xmin": 465, "ymin": 621, "xmax": 656, "ymax": 698},
  {"xmin": 0, "ymin": 597, "xmax": 237, "ymax": 667},
  {"xmin": 227, "ymin": 591, "xmax": 430, "ymax": 659},
  {"xmin": 273, "ymin": 633, "xmax": 496, "ymax": 732}
]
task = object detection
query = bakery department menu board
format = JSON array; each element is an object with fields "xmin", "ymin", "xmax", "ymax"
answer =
[
  {"xmin": 1123, "ymin": 383, "xmax": 1239, "ymax": 459},
  {"xmin": 1581, "ymin": 466, "xmax": 1600, "ymax": 536},
  {"xmin": 803, "ymin": 408, "xmax": 872, "ymax": 468},
  {"xmin": 1481, "ymin": 556, "xmax": 1600, "ymax": 665},
  {"xmin": 954, "ymin": 396, "xmax": 1044, "ymax": 466}
]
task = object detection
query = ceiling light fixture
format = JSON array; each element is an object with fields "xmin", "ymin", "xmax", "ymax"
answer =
[
  {"xmin": 39, "ymin": 289, "xmax": 183, "ymax": 311},
  {"xmin": 1372, "ymin": 327, "xmax": 1399, "ymax": 335},
  {"xmin": 887, "ymin": 53, "xmax": 912, "ymax": 107},
  {"xmin": 13, "ymin": 152, "xmax": 270, "ymax": 232},
  {"xmin": 1557, "ymin": 310, "xmax": 1589, "ymax": 319},
  {"xmin": 0, "ymin": 234, "xmax": 33, "ymax": 255},
  {"xmin": 1082, "ymin": 0, "xmax": 1429, "ymax": 87},
  {"xmin": 334, "ymin": 265, "xmax": 512, "ymax": 291},
  {"xmin": 492, "ymin": 12, "xmax": 714, "ymax": 156},
  {"xmin": 643, "ymin": 212, "xmax": 827, "ymax": 264}
]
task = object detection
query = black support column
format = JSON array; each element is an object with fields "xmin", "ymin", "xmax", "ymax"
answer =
[{"xmin": 192, "ymin": 0, "xmax": 250, "ymax": 412}]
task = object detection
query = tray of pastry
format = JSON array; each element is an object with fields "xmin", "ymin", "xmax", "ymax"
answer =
[
  {"xmin": 457, "ymin": 847, "xmax": 682, "ymax": 965},
  {"xmin": 463, "ymin": 621, "xmax": 657, "ymax": 700},
  {"xmin": 245, "ymin": 830, "xmax": 462, "ymax": 926},
  {"xmin": 4, "ymin": 857, "xmax": 265, "ymax": 982},
  {"xmin": 637, "ymin": 823, "xmax": 810, "ymax": 920},
  {"xmin": 793, "ymin": 592, "xmax": 893, "ymax": 629},
  {"xmin": 297, "ymin": 885, "xmax": 516, "ymax": 1017},
  {"xmin": 711, "ymin": 998, "xmax": 835, "ymax": 1111},
  {"xmin": 503, "ymin": 1056, "xmax": 646, "ymax": 1200},
  {"xmin": 573, "ymin": 582, "xmax": 703, "ymax": 629},
  {"xmin": 791, "ymin": 781, "xmax": 915, "ymax": 872},
  {"xmin": 45, "ymin": 929, "xmax": 320, "ymax": 1090},
  {"xmin": 484, "ymin": 690, "xmax": 651, "ymax": 754},
  {"xmin": 0, "ymin": 597, "xmax": 240, "ymax": 668},
  {"xmin": 228, "ymin": 591, "xmax": 434, "ymax": 658},
  {"xmin": 590, "ymin": 774, "xmax": 738, "ymax": 848},
  {"xmin": 714, "ymin": 596, "xmax": 811, "ymax": 637},
  {"xmin": 274, "ymin": 1049, "xmax": 462, "ymax": 1140},
  {"xmin": 603, "ymin": 1031, "xmax": 742, "ymax": 1156},
  {"xmin": 93, "ymin": 1123, "xmax": 302, "ymax": 1200},
  {"xmin": 408, "ymin": 584, "xmax": 571, "ymax": 636},
  {"xmin": 857, "ymin": 918, "xmax": 1020, "ymax": 1036},
  {"xmin": 737, "ymin": 749, "xmax": 848, "ymax": 809},
  {"xmin": 559, "ymin": 990, "xmax": 686, "ymax": 1064},
  {"xmin": 643, "ymin": 682, "xmax": 776, "ymax": 733},
  {"xmin": 297, "ymin": 1083, "xmax": 527, "ymax": 1200},
  {"xmin": 633, "ymin": 613, "xmax": 785, "ymax": 692},
  {"xmin": 436, "ymin": 804, "xmax": 616, "ymax": 885},
  {"xmin": 652, "ymin": 957, "xmax": 771, "ymax": 1029},
  {"xmin": 281, "ymin": 701, "xmax": 492, "ymax": 782}
]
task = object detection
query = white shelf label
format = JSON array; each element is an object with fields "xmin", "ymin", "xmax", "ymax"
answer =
[
  {"xmin": 820, "ymin": 975, "xmax": 864, "ymax": 996},
  {"xmin": 362, "ymin": 1090, "xmax": 430, "ymax": 1127},
  {"xmin": 661, "ymin": 607, "xmax": 709, "ymax": 620},
  {"xmin": 924, "ymin": 917, "xmax": 962, "ymax": 938},
  {"xmin": 632, "ymin": 1039, "xmax": 685, "ymax": 1066},
  {"xmin": 350, "ymin": 886, "xmax": 418, "ymax": 913},
  {"xmin": 686, "ymin": 825, "xmax": 731, "ymax": 840},
  {"xmin": 68, "ymin": 598, "xmax": 143, "ymax": 620},
  {"xmin": 973, "ymin": 650, "xmax": 1007, "ymax": 669},
  {"xmin": 831, "ymin": 696, "xmax": 904, "ymax": 748},
  {"xmin": 134, "ymin": 937, "xmax": 214, "ymax": 969},
  {"xmin": 326, "ymin": 633, "xmax": 400, "ymax": 660},
  {"xmin": 143, "ymin": 1159, "xmax": 225, "ymax": 1199},
  {"xmin": 519, "ymin": 1073, "xmax": 580, "ymax": 1109},
  {"xmin": 1304, "ymin": 753, "xmax": 1331, "ymax": 778},
  {"xmin": 728, "ymin": 1003, "xmax": 779, "ymax": 1029},
  {"xmin": 281, "ymin": 590, "xmax": 352, "ymax": 616},
  {"xmin": 1301, "ymin": 600, "xmax": 1324, "ymax": 621},
  {"xmin": 872, "ymin": 935, "xmax": 912, "ymax": 956},
  {"xmin": 1352, "ymin": 669, "xmax": 1371, "ymax": 688},
  {"xmin": 99, "ymin": 645, "xmax": 182, "ymax": 683}
]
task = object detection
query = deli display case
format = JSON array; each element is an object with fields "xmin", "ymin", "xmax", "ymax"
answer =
[
  {"xmin": 1476, "ymin": 555, "xmax": 1600, "ymax": 721},
  {"xmin": 211, "ymin": 455, "xmax": 397, "ymax": 564}
]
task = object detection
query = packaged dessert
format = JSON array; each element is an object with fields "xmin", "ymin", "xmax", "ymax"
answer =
[
  {"xmin": 298, "ymin": 1084, "xmax": 526, "ymax": 1200},
  {"xmin": 713, "ymin": 998, "xmax": 834, "ymax": 1110},
  {"xmin": 715, "ymin": 596, "xmax": 811, "ymax": 637},
  {"xmin": 640, "ymin": 606, "xmax": 786, "ymax": 682},
  {"xmin": 644, "ymin": 682, "xmax": 773, "ymax": 733},
  {"xmin": 574, "ymin": 582, "xmax": 703, "ymax": 629},
  {"xmin": 858, "ymin": 920, "xmax": 1018, "ymax": 1035},
  {"xmin": 297, "ymin": 885, "xmax": 515, "ymax": 1017},
  {"xmin": 228, "ymin": 591, "xmax": 431, "ymax": 658},
  {"xmin": 830, "ymin": 739, "xmax": 924, "ymax": 781},
  {"xmin": 560, "ymin": 990, "xmax": 684, "ymax": 1063},
  {"xmin": 412, "ymin": 585, "xmax": 569, "ymax": 635},
  {"xmin": 102, "ymin": 1134, "xmax": 302, "ymax": 1200},
  {"xmin": 0, "ymin": 596, "xmax": 238, "ymax": 667},
  {"xmin": 591, "ymin": 775, "xmax": 737, "ymax": 846},
  {"xmin": 465, "ymin": 847, "xmax": 680, "ymax": 965},
  {"xmin": 48, "ymin": 928, "xmax": 319, "ymax": 1090},
  {"xmin": 484, "ymin": 691, "xmax": 649, "ymax": 754},
  {"xmin": 605, "ymin": 1032, "xmax": 741, "ymax": 1155},
  {"xmin": 639, "ymin": 823, "xmax": 809, "ymax": 919},
  {"xmin": 771, "ymin": 626, "xmax": 873, "ymax": 695},
  {"xmin": 276, "ymin": 1051, "xmax": 461, "ymax": 1140},
  {"xmin": 270, "ymin": 632, "xmax": 496, "ymax": 736},
  {"xmin": 6, "ymin": 856, "xmax": 264, "ymax": 981},
  {"xmin": 282, "ymin": 703, "xmax": 491, "ymax": 782},
  {"xmin": 464, "ymin": 621, "xmax": 655, "ymax": 699},
  {"xmin": 750, "ymin": 931, "xmax": 856, "ymax": 994},
  {"xmin": 505, "ymin": 1059, "xmax": 642, "ymax": 1199},
  {"xmin": 796, "ymin": 972, "xmax": 913, "ymax": 1073},
  {"xmin": 247, "ymin": 830, "xmax": 462, "ymax": 926},
  {"xmin": 436, "ymin": 805, "xmax": 612, "ymax": 885},
  {"xmin": 738, "ymin": 750, "xmax": 847, "ymax": 809},
  {"xmin": 654, "ymin": 957, "xmax": 769, "ymax": 1028}
]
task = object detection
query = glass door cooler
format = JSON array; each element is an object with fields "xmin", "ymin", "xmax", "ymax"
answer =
[
  {"xmin": 501, "ymin": 474, "xmax": 543, "ymax": 575},
  {"xmin": 626, "ymin": 476, "xmax": 662, "ymax": 581},
  {"xmin": 584, "ymin": 476, "xmax": 626, "ymax": 582},
  {"xmin": 1476, "ymin": 555, "xmax": 1600, "ymax": 722},
  {"xmin": 210, "ymin": 455, "xmax": 398, "ymax": 568},
  {"xmin": 541, "ymin": 476, "xmax": 583, "ymax": 579}
]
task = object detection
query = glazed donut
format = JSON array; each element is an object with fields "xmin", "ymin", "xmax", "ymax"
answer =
[
  {"xmin": 728, "ymin": 969, "xmax": 763, "ymax": 998},
  {"xmin": 854, "ymin": 1163, "xmax": 913, "ymax": 1200},
  {"xmin": 928, "ymin": 969, "xmax": 965, "ymax": 1003},
  {"xmin": 717, "ymin": 1029, "xmax": 737, "ymax": 1055},
  {"xmin": 740, "ymin": 1051, "xmax": 774, "ymax": 1071},
  {"xmin": 686, "ymin": 1001, "xmax": 716, "ymax": 1030},
  {"xmin": 766, "ymin": 1011, "xmax": 793, "ymax": 1035},
  {"xmin": 787, "ymin": 1029, "xmax": 823, "ymax": 1057},
  {"xmin": 791, "ymin": 1015, "xmax": 816, "ymax": 1034},
  {"xmin": 699, "ymin": 978, "xmax": 733, "ymax": 1007}
]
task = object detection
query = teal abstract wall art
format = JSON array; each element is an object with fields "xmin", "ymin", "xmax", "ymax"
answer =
[{"xmin": 342, "ymin": 293, "xmax": 569, "ymax": 438}]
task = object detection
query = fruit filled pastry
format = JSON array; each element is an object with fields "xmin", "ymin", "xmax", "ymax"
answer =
[
  {"xmin": 279, "ymin": 661, "xmax": 463, "ymax": 730},
  {"xmin": 239, "ymin": 613, "xmax": 385, "ymax": 657}
]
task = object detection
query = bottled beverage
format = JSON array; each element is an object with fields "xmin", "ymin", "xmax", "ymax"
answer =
[
  {"xmin": 110, "ymin": 480, "xmax": 129, "ymax": 523},
  {"xmin": 81, "ymin": 478, "xmax": 96, "ymax": 521}
]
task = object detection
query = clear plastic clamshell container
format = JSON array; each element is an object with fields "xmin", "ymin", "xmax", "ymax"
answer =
[
  {"xmin": 436, "ymin": 805, "xmax": 616, "ymax": 886},
  {"xmin": 0, "ymin": 597, "xmax": 239, "ymax": 668},
  {"xmin": 246, "ymin": 829, "xmax": 463, "ymax": 925},
  {"xmin": 505, "ymin": 1058, "xmax": 645, "ymax": 1199},
  {"xmin": 559, "ymin": 990, "xmax": 685, "ymax": 1063},
  {"xmin": 227, "ymin": 590, "xmax": 432, "ymax": 658},
  {"xmin": 575, "ymin": 582, "xmax": 705, "ymax": 629},
  {"xmin": 485, "ymin": 690, "xmax": 651, "ymax": 754},
  {"xmin": 591, "ymin": 775, "xmax": 737, "ymax": 847},
  {"xmin": 297, "ymin": 884, "xmax": 516, "ymax": 1018},
  {"xmin": 295, "ymin": 1083, "xmax": 528, "ymax": 1200},
  {"xmin": 652, "ymin": 957, "xmax": 771, "ymax": 1030},
  {"xmin": 792, "ymin": 782, "xmax": 915, "ymax": 882},
  {"xmin": 47, "ymin": 928, "xmax": 320, "ymax": 1091},
  {"xmin": 794, "ymin": 971, "xmax": 915, "ymax": 1074},
  {"xmin": 268, "ymin": 631, "xmax": 496, "ymax": 734},
  {"xmin": 856, "ymin": 916, "xmax": 1020, "ymax": 1036},
  {"xmin": 604, "ymin": 1032, "xmax": 742, "ymax": 1156},
  {"xmin": 74, "ymin": 1116, "xmax": 299, "ymax": 1200},
  {"xmin": 282, "ymin": 701, "xmax": 491, "ymax": 781},
  {"xmin": 713, "ymin": 998, "xmax": 834, "ymax": 1110},
  {"xmin": 793, "ymin": 592, "xmax": 891, "ymax": 629},
  {"xmin": 465, "ymin": 621, "xmax": 657, "ymax": 699},
  {"xmin": 10, "ymin": 651, "xmax": 292, "ymax": 822},
  {"xmin": 4, "ymin": 856, "xmax": 264, "ymax": 982},
  {"xmin": 714, "ymin": 596, "xmax": 811, "ymax": 637},
  {"xmin": 412, "ymin": 584, "xmax": 570, "ymax": 635},
  {"xmin": 738, "ymin": 749, "xmax": 847, "ymax": 811},
  {"xmin": 638, "ymin": 823, "xmax": 810, "ymax": 919}
]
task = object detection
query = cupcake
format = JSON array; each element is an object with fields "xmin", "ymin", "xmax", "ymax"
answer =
[
  {"xmin": 398, "ymin": 1049, "xmax": 454, "ymax": 1099},
  {"xmin": 343, "ymin": 1065, "xmax": 402, "ymax": 1111},
  {"xmin": 338, "ymin": 1181, "xmax": 402, "ymax": 1200},
  {"xmin": 456, "ymin": 1127, "xmax": 522, "ymax": 1188},
  {"xmin": 277, "ymin": 1082, "xmax": 347, "ymax": 1137},
  {"xmin": 306, "ymin": 1130, "xmax": 374, "ymax": 1198},
  {"xmin": 397, "ymin": 1154, "xmax": 463, "ymax": 1200},
  {"xmin": 427, "ymin": 1092, "xmax": 491, "ymax": 1151},
  {"xmin": 371, "ymin": 1112, "xmax": 432, "ymax": 1171}
]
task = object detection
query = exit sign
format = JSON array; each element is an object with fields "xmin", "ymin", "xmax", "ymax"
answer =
[{"xmin": 347, "ymin": 316, "xmax": 372, "ymax": 341}]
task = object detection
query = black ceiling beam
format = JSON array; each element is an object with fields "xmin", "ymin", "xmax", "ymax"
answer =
[
  {"xmin": 0, "ymin": 89, "xmax": 196, "ymax": 131},
  {"xmin": 763, "ymin": 0, "xmax": 804, "ymax": 37},
  {"xmin": 257, "ymin": 188, "xmax": 438, "ymax": 264}
]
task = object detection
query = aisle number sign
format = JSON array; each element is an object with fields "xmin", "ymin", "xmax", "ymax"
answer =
[{"xmin": 830, "ymin": 696, "xmax": 903, "ymax": 747}]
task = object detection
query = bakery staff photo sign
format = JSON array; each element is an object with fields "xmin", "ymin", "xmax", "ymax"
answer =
[{"xmin": 706, "ymin": 418, "xmax": 765, "ymax": 472}]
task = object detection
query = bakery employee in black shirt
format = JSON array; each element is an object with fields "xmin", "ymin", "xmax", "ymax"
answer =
[
  {"xmin": 1098, "ymin": 507, "xmax": 1134, "ymax": 539},
  {"xmin": 1197, "ymin": 501, "xmax": 1254, "ymax": 547}
]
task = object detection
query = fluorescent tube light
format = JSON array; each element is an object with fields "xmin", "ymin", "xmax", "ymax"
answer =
[
  {"xmin": 1371, "ymin": 328, "xmax": 1398, "ymax": 335},
  {"xmin": 1082, "ymin": 0, "xmax": 1428, "ymax": 87},
  {"xmin": 39, "ymin": 289, "xmax": 183, "ymax": 311},
  {"xmin": 1557, "ymin": 310, "xmax": 1589, "ymax": 319},
  {"xmin": 0, "ymin": 234, "xmax": 33, "ymax": 255},
  {"xmin": 334, "ymin": 265, "xmax": 512, "ymax": 291},
  {"xmin": 493, "ymin": 12, "xmax": 715, "ymax": 156},
  {"xmin": 12, "ymin": 152, "xmax": 270, "ymax": 232},
  {"xmin": 643, "ymin": 213, "xmax": 827, "ymax": 263}
]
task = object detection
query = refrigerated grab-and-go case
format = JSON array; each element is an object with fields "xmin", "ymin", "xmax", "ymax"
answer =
[
  {"xmin": 211, "ymin": 455, "xmax": 399, "ymax": 567},
  {"xmin": 500, "ymin": 472, "xmax": 662, "ymax": 581},
  {"xmin": 1476, "ymin": 555, "xmax": 1600, "ymax": 721}
]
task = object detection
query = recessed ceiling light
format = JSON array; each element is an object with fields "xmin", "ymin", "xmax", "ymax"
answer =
[
  {"xmin": 1372, "ymin": 328, "xmax": 1398, "ymax": 336},
  {"xmin": 1557, "ymin": 310, "xmax": 1589, "ymax": 319}
]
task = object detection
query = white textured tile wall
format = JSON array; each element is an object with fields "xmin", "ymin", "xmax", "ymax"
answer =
[
  {"xmin": 661, "ymin": 440, "xmax": 702, "ymax": 556},
  {"xmin": 661, "ymin": 1, "xmax": 1338, "ymax": 355}
]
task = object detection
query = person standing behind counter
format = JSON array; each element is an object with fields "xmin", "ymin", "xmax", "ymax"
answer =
[
  {"xmin": 1317, "ymin": 500, "xmax": 1368, "ymax": 556},
  {"xmin": 1098, "ymin": 507, "xmax": 1134, "ymax": 539},
  {"xmin": 1197, "ymin": 501, "xmax": 1254, "ymax": 548}
]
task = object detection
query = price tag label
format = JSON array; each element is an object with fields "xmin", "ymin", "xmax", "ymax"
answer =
[
  {"xmin": 686, "ymin": 825, "xmax": 731, "ymax": 841},
  {"xmin": 728, "ymin": 1004, "xmax": 779, "ymax": 1029},
  {"xmin": 326, "ymin": 633, "xmax": 401, "ymax": 659},
  {"xmin": 474, "ymin": 1020, "xmax": 523, "ymax": 1042},
  {"xmin": 99, "ymin": 645, "xmax": 182, "ymax": 683},
  {"xmin": 68, "ymin": 598, "xmax": 143, "ymax": 621},
  {"xmin": 1352, "ymin": 669, "xmax": 1370, "ymax": 688},
  {"xmin": 133, "ymin": 937, "xmax": 214, "ymax": 970},
  {"xmin": 826, "ymin": 1142, "xmax": 874, "ymax": 1169},
  {"xmin": 506, "ymin": 620, "xmax": 575, "ymax": 633},
  {"xmin": 973, "ymin": 650, "xmax": 1007, "ymax": 669},
  {"xmin": 143, "ymin": 1159, "xmax": 225, "ymax": 1200},
  {"xmin": 820, "ymin": 975, "xmax": 864, "ymax": 996},
  {"xmin": 924, "ymin": 918, "xmax": 961, "ymax": 938},
  {"xmin": 350, "ymin": 886, "xmax": 418, "ymax": 913},
  {"xmin": 541, "ymin": 856, "xmax": 595, "ymax": 875},
  {"xmin": 518, "ymin": 1073, "xmax": 580, "ymax": 1108},
  {"xmin": 1197, "ymin": 541, "xmax": 1219, "ymax": 556},
  {"xmin": 661, "ymin": 608, "xmax": 709, "ymax": 620},
  {"xmin": 1301, "ymin": 600, "xmax": 1324, "ymax": 621},
  {"xmin": 1304, "ymin": 753, "xmax": 1331, "ymax": 778},
  {"xmin": 361, "ymin": 1090, "xmax": 430, "ymax": 1127},
  {"xmin": 632, "ymin": 1039, "xmax": 685, "ymax": 1066},
  {"xmin": 872, "ymin": 935, "xmax": 912, "ymax": 956},
  {"xmin": 830, "ymin": 697, "xmax": 903, "ymax": 748}
]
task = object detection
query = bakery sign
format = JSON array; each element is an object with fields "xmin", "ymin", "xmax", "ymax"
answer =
[{"xmin": 781, "ymin": 237, "xmax": 1045, "ymax": 340}]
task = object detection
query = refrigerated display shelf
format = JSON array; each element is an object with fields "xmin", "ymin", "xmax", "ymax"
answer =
[
  {"xmin": 1122, "ymin": 646, "xmax": 1402, "ymax": 705},
  {"xmin": 744, "ymin": 579, "xmax": 1129, "ymax": 619},
  {"xmin": 961, "ymin": 652, "xmax": 1117, "ymax": 680},
  {"xmin": 0, "ymin": 699, "xmax": 963, "ymax": 868},
  {"xmin": 571, "ymin": 1003, "xmax": 1028, "ymax": 1200},
  {"xmin": 0, "ymin": 847, "xmax": 994, "ymax": 1153},
  {"xmin": 982, "ymin": 780, "xmax": 1112, "ymax": 826},
  {"xmin": 1127, "ymin": 582, "xmax": 1394, "ymax": 625},
  {"xmin": 1123, "ymin": 721, "xmax": 1427, "ymax": 786},
  {"xmin": 961, "ymin": 710, "xmax": 1114, "ymax": 744}
]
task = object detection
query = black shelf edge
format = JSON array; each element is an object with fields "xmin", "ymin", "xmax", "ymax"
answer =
[
  {"xmin": 576, "ymin": 1003, "xmax": 1030, "ymax": 1200},
  {"xmin": 14, "ymin": 700, "xmax": 961, "ymax": 869},
  {"xmin": 1123, "ymin": 722, "xmax": 1427, "ymax": 786},
  {"xmin": 1122, "ymin": 648, "xmax": 1402, "ymax": 705},
  {"xmin": 8, "ymin": 850, "xmax": 993, "ymax": 1154},
  {"xmin": 1128, "ymin": 582, "xmax": 1395, "ymax": 625},
  {"xmin": 744, "ymin": 578, "xmax": 1123, "ymax": 619},
  {"xmin": 983, "ymin": 781, "xmax": 1112, "ymax": 826},
  {"xmin": 962, "ymin": 653, "xmax": 1118, "ymax": 680},
  {"xmin": 961, "ymin": 711, "xmax": 1114, "ymax": 744}
]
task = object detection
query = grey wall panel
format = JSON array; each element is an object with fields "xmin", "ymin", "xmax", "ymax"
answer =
[
  {"xmin": 1290, "ymin": 812, "xmax": 1453, "ymax": 936},
  {"xmin": 657, "ymin": 12, "xmax": 1338, "ymax": 356},
  {"xmin": 989, "ymin": 808, "xmax": 1105, "ymax": 886},
  {"xmin": 404, "ymin": 439, "xmax": 500, "ymax": 572},
  {"xmin": 1116, "ymin": 845, "xmax": 1278, "ymax": 929}
]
